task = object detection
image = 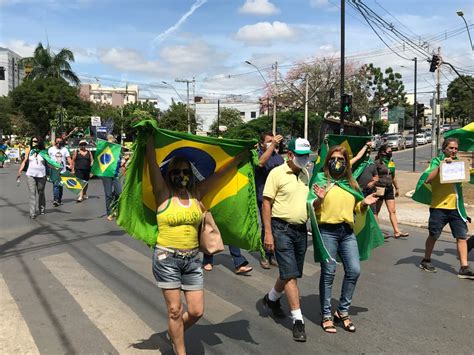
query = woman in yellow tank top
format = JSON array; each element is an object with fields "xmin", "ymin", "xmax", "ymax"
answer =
[{"xmin": 146, "ymin": 136, "xmax": 245, "ymax": 355}]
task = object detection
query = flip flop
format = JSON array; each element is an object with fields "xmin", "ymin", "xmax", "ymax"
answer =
[
  {"xmin": 235, "ymin": 265, "xmax": 253, "ymax": 274},
  {"xmin": 203, "ymin": 263, "xmax": 213, "ymax": 271},
  {"xmin": 394, "ymin": 232, "xmax": 409, "ymax": 238}
]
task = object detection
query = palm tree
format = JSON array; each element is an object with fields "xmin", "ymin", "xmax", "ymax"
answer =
[{"xmin": 20, "ymin": 42, "xmax": 80, "ymax": 85}]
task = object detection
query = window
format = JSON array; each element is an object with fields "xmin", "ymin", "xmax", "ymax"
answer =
[
  {"xmin": 240, "ymin": 112, "xmax": 245, "ymax": 116},
  {"xmin": 0, "ymin": 67, "xmax": 5, "ymax": 80},
  {"xmin": 250, "ymin": 111, "xmax": 256, "ymax": 118},
  {"xmin": 93, "ymin": 94, "xmax": 101, "ymax": 100}
]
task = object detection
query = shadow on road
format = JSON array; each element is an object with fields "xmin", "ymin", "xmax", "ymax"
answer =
[{"xmin": 395, "ymin": 255, "xmax": 458, "ymax": 275}]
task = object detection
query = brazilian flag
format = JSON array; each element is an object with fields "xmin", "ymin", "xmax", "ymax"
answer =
[
  {"xmin": 49, "ymin": 170, "xmax": 87, "ymax": 195},
  {"xmin": 0, "ymin": 149, "xmax": 6, "ymax": 163},
  {"xmin": 91, "ymin": 140, "xmax": 121, "ymax": 177},
  {"xmin": 116, "ymin": 120, "xmax": 262, "ymax": 253},
  {"xmin": 443, "ymin": 122, "xmax": 474, "ymax": 152}
]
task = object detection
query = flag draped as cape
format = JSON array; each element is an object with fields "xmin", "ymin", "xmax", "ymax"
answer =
[
  {"xmin": 116, "ymin": 120, "xmax": 262, "ymax": 253},
  {"xmin": 412, "ymin": 154, "xmax": 471, "ymax": 221},
  {"xmin": 443, "ymin": 122, "xmax": 474, "ymax": 152},
  {"xmin": 307, "ymin": 172, "xmax": 385, "ymax": 262}
]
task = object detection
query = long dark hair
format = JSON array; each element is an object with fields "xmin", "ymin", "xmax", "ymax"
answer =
[
  {"xmin": 376, "ymin": 144, "xmax": 389, "ymax": 162},
  {"xmin": 30, "ymin": 136, "xmax": 45, "ymax": 150},
  {"xmin": 166, "ymin": 156, "xmax": 197, "ymax": 196},
  {"xmin": 323, "ymin": 145, "xmax": 359, "ymax": 190}
]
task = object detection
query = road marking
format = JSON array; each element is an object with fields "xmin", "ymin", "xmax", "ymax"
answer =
[
  {"xmin": 41, "ymin": 253, "xmax": 158, "ymax": 354},
  {"xmin": 0, "ymin": 274, "xmax": 40, "ymax": 355},
  {"xmin": 97, "ymin": 241, "xmax": 242, "ymax": 324}
]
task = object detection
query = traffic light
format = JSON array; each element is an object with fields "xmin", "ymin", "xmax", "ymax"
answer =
[
  {"xmin": 417, "ymin": 103, "xmax": 424, "ymax": 121},
  {"xmin": 429, "ymin": 55, "xmax": 441, "ymax": 72},
  {"xmin": 341, "ymin": 94, "xmax": 352, "ymax": 119}
]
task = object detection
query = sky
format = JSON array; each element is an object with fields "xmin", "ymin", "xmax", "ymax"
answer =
[{"xmin": 0, "ymin": 0, "xmax": 473, "ymax": 107}]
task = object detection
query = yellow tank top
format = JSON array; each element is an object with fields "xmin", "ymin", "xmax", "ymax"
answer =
[{"xmin": 156, "ymin": 194, "xmax": 203, "ymax": 249}]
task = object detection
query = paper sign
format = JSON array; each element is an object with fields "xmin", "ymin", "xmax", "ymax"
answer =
[
  {"xmin": 440, "ymin": 159, "xmax": 470, "ymax": 184},
  {"xmin": 8, "ymin": 148, "xmax": 20, "ymax": 159},
  {"xmin": 91, "ymin": 116, "xmax": 101, "ymax": 127}
]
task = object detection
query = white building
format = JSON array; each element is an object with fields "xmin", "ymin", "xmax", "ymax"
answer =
[
  {"xmin": 138, "ymin": 97, "xmax": 160, "ymax": 109},
  {"xmin": 80, "ymin": 83, "xmax": 139, "ymax": 107},
  {"xmin": 0, "ymin": 48, "xmax": 25, "ymax": 97},
  {"xmin": 195, "ymin": 95, "xmax": 260, "ymax": 133}
]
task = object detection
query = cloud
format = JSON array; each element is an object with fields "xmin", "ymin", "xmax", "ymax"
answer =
[
  {"xmin": 0, "ymin": 39, "xmax": 35, "ymax": 57},
  {"xmin": 239, "ymin": 0, "xmax": 279, "ymax": 16},
  {"xmin": 309, "ymin": 0, "xmax": 332, "ymax": 8},
  {"xmin": 152, "ymin": 0, "xmax": 207, "ymax": 45},
  {"xmin": 235, "ymin": 21, "xmax": 297, "ymax": 45}
]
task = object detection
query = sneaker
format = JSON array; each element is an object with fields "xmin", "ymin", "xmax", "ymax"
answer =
[
  {"xmin": 260, "ymin": 258, "xmax": 270, "ymax": 269},
  {"xmin": 292, "ymin": 320, "xmax": 307, "ymax": 342},
  {"xmin": 263, "ymin": 294, "xmax": 285, "ymax": 318},
  {"xmin": 53, "ymin": 201, "xmax": 59, "ymax": 207},
  {"xmin": 419, "ymin": 259, "xmax": 437, "ymax": 273},
  {"xmin": 457, "ymin": 266, "xmax": 474, "ymax": 280},
  {"xmin": 77, "ymin": 197, "xmax": 83, "ymax": 202}
]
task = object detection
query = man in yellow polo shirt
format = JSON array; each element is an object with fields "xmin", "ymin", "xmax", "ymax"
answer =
[
  {"xmin": 419, "ymin": 138, "xmax": 473, "ymax": 279},
  {"xmin": 261, "ymin": 137, "xmax": 311, "ymax": 342}
]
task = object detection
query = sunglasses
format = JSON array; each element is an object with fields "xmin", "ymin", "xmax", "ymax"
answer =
[
  {"xmin": 32, "ymin": 140, "xmax": 38, "ymax": 143},
  {"xmin": 170, "ymin": 168, "xmax": 191, "ymax": 176},
  {"xmin": 330, "ymin": 157, "xmax": 345, "ymax": 163}
]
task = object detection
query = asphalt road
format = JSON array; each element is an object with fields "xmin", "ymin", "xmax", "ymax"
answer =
[
  {"xmin": 0, "ymin": 165, "xmax": 473, "ymax": 354},
  {"xmin": 388, "ymin": 142, "xmax": 435, "ymax": 172}
]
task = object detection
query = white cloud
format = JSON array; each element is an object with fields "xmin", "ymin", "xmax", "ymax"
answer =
[
  {"xmin": 239, "ymin": 0, "xmax": 279, "ymax": 16},
  {"xmin": 235, "ymin": 21, "xmax": 297, "ymax": 45},
  {"xmin": 0, "ymin": 40, "xmax": 35, "ymax": 57},
  {"xmin": 309, "ymin": 0, "xmax": 331, "ymax": 8}
]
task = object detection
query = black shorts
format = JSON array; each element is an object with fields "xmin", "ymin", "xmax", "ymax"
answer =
[
  {"xmin": 378, "ymin": 185, "xmax": 395, "ymax": 201},
  {"xmin": 75, "ymin": 169, "xmax": 91, "ymax": 181},
  {"xmin": 428, "ymin": 208, "xmax": 468, "ymax": 240}
]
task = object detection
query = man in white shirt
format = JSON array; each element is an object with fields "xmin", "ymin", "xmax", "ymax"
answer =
[{"xmin": 48, "ymin": 137, "xmax": 72, "ymax": 206}]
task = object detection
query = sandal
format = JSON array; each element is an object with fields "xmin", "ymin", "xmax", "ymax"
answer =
[
  {"xmin": 334, "ymin": 311, "xmax": 356, "ymax": 333},
  {"xmin": 394, "ymin": 232, "xmax": 409, "ymax": 238},
  {"xmin": 321, "ymin": 317, "xmax": 337, "ymax": 334},
  {"xmin": 235, "ymin": 265, "xmax": 253, "ymax": 274},
  {"xmin": 203, "ymin": 263, "xmax": 213, "ymax": 271}
]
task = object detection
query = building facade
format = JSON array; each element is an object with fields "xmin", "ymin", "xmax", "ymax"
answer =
[
  {"xmin": 80, "ymin": 83, "xmax": 139, "ymax": 107},
  {"xmin": 0, "ymin": 48, "xmax": 25, "ymax": 97}
]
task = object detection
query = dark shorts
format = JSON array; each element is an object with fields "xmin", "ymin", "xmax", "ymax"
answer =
[
  {"xmin": 378, "ymin": 185, "xmax": 395, "ymax": 201},
  {"xmin": 271, "ymin": 218, "xmax": 308, "ymax": 280},
  {"xmin": 152, "ymin": 247, "xmax": 203, "ymax": 290},
  {"xmin": 428, "ymin": 208, "xmax": 468, "ymax": 240},
  {"xmin": 75, "ymin": 169, "xmax": 91, "ymax": 181}
]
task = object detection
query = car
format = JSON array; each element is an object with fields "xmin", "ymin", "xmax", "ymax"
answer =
[
  {"xmin": 440, "ymin": 124, "xmax": 452, "ymax": 134},
  {"xmin": 425, "ymin": 133, "xmax": 432, "ymax": 143},
  {"xmin": 386, "ymin": 134, "xmax": 405, "ymax": 150},
  {"xmin": 405, "ymin": 135, "xmax": 415, "ymax": 148},
  {"xmin": 416, "ymin": 133, "xmax": 427, "ymax": 145}
]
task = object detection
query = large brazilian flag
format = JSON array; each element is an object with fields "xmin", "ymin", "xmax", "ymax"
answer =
[
  {"xmin": 308, "ymin": 134, "xmax": 384, "ymax": 262},
  {"xmin": 443, "ymin": 122, "xmax": 474, "ymax": 152},
  {"xmin": 91, "ymin": 140, "xmax": 121, "ymax": 177},
  {"xmin": 116, "ymin": 120, "xmax": 262, "ymax": 252}
]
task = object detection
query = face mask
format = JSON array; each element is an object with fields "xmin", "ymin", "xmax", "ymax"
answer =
[
  {"xmin": 171, "ymin": 175, "xmax": 190, "ymax": 189},
  {"xmin": 329, "ymin": 158, "xmax": 346, "ymax": 176},
  {"xmin": 292, "ymin": 155, "xmax": 309, "ymax": 169},
  {"xmin": 384, "ymin": 152, "xmax": 392, "ymax": 159}
]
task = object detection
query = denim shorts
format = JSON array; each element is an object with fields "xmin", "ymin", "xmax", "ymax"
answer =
[
  {"xmin": 428, "ymin": 208, "xmax": 468, "ymax": 240},
  {"xmin": 152, "ymin": 247, "xmax": 203, "ymax": 290},
  {"xmin": 271, "ymin": 218, "xmax": 308, "ymax": 280}
]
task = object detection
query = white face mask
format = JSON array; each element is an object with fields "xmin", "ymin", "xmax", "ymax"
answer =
[
  {"xmin": 292, "ymin": 155, "xmax": 309, "ymax": 169},
  {"xmin": 265, "ymin": 142, "xmax": 273, "ymax": 149}
]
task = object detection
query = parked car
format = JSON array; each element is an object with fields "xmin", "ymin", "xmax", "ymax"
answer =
[
  {"xmin": 416, "ymin": 133, "xmax": 427, "ymax": 145},
  {"xmin": 405, "ymin": 135, "xmax": 415, "ymax": 148},
  {"xmin": 425, "ymin": 133, "xmax": 432, "ymax": 143},
  {"xmin": 440, "ymin": 124, "xmax": 452, "ymax": 134},
  {"xmin": 386, "ymin": 134, "xmax": 405, "ymax": 150}
]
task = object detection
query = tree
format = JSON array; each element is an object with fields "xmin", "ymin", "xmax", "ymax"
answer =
[
  {"xmin": 159, "ymin": 101, "xmax": 197, "ymax": 133},
  {"xmin": 209, "ymin": 107, "xmax": 243, "ymax": 135},
  {"xmin": 0, "ymin": 96, "xmax": 14, "ymax": 134},
  {"xmin": 446, "ymin": 75, "xmax": 474, "ymax": 125},
  {"xmin": 20, "ymin": 42, "xmax": 80, "ymax": 85}
]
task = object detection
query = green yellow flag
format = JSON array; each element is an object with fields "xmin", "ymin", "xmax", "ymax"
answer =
[
  {"xmin": 116, "ymin": 120, "xmax": 262, "ymax": 252},
  {"xmin": 91, "ymin": 140, "xmax": 121, "ymax": 177},
  {"xmin": 48, "ymin": 170, "xmax": 88, "ymax": 195},
  {"xmin": 443, "ymin": 122, "xmax": 474, "ymax": 152},
  {"xmin": 307, "ymin": 172, "xmax": 385, "ymax": 262},
  {"xmin": 0, "ymin": 149, "xmax": 7, "ymax": 163}
]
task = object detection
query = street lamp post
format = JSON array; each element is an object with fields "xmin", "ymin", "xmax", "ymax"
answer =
[
  {"xmin": 175, "ymin": 79, "xmax": 194, "ymax": 134},
  {"xmin": 457, "ymin": 11, "xmax": 474, "ymax": 51}
]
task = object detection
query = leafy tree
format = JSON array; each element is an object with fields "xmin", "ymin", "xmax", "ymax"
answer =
[
  {"xmin": 209, "ymin": 107, "xmax": 243, "ymax": 136},
  {"xmin": 0, "ymin": 96, "xmax": 14, "ymax": 134},
  {"xmin": 446, "ymin": 75, "xmax": 473, "ymax": 125},
  {"xmin": 20, "ymin": 42, "xmax": 80, "ymax": 85},
  {"xmin": 159, "ymin": 101, "xmax": 197, "ymax": 133}
]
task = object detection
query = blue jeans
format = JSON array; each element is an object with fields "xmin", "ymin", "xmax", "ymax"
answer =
[
  {"xmin": 102, "ymin": 177, "xmax": 122, "ymax": 215},
  {"xmin": 53, "ymin": 181, "xmax": 63, "ymax": 203},
  {"xmin": 319, "ymin": 223, "xmax": 361, "ymax": 318},
  {"xmin": 202, "ymin": 246, "xmax": 248, "ymax": 268}
]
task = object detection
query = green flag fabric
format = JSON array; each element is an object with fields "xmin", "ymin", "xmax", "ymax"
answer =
[
  {"xmin": 443, "ymin": 122, "xmax": 474, "ymax": 152},
  {"xmin": 307, "ymin": 172, "xmax": 385, "ymax": 262},
  {"xmin": 31, "ymin": 148, "xmax": 63, "ymax": 171},
  {"xmin": 91, "ymin": 140, "xmax": 121, "ymax": 177},
  {"xmin": 49, "ymin": 170, "xmax": 88, "ymax": 195},
  {"xmin": 116, "ymin": 120, "xmax": 262, "ymax": 253},
  {"xmin": 412, "ymin": 154, "xmax": 469, "ymax": 221},
  {"xmin": 0, "ymin": 149, "xmax": 7, "ymax": 163}
]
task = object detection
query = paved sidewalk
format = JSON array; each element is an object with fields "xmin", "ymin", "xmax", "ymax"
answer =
[{"xmin": 378, "ymin": 170, "xmax": 474, "ymax": 234}]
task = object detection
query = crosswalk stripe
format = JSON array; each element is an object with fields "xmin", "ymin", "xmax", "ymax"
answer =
[
  {"xmin": 97, "ymin": 241, "xmax": 242, "ymax": 324},
  {"xmin": 0, "ymin": 274, "xmax": 40, "ymax": 355},
  {"xmin": 41, "ymin": 253, "xmax": 159, "ymax": 354}
]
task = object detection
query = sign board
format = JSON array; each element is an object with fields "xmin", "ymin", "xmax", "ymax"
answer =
[
  {"xmin": 8, "ymin": 148, "xmax": 20, "ymax": 159},
  {"xmin": 380, "ymin": 107, "xmax": 388, "ymax": 121},
  {"xmin": 91, "ymin": 116, "xmax": 101, "ymax": 127},
  {"xmin": 440, "ymin": 159, "xmax": 470, "ymax": 184}
]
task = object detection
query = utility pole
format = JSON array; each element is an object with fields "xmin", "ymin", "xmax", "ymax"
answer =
[
  {"xmin": 175, "ymin": 79, "xmax": 192, "ymax": 133},
  {"xmin": 304, "ymin": 74, "xmax": 309, "ymax": 140},
  {"xmin": 340, "ymin": 0, "xmax": 345, "ymax": 135},
  {"xmin": 273, "ymin": 62, "xmax": 278, "ymax": 135},
  {"xmin": 217, "ymin": 99, "xmax": 220, "ymax": 136},
  {"xmin": 192, "ymin": 77, "xmax": 196, "ymax": 131},
  {"xmin": 436, "ymin": 47, "xmax": 441, "ymax": 154},
  {"xmin": 412, "ymin": 57, "xmax": 417, "ymax": 172}
]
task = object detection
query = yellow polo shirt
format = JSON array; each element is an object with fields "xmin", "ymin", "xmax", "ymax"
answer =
[
  {"xmin": 263, "ymin": 162, "xmax": 309, "ymax": 225},
  {"xmin": 315, "ymin": 185, "xmax": 363, "ymax": 228},
  {"xmin": 430, "ymin": 173, "xmax": 456, "ymax": 210}
]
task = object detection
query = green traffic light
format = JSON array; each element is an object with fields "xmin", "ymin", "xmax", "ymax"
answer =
[{"xmin": 344, "ymin": 105, "xmax": 350, "ymax": 113}]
